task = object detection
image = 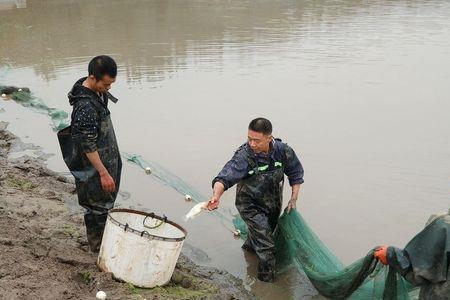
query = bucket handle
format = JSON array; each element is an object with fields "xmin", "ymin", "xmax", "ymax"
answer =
[{"xmin": 143, "ymin": 213, "xmax": 167, "ymax": 229}]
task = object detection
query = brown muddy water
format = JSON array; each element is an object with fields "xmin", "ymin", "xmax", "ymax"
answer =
[{"xmin": 1, "ymin": 0, "xmax": 450, "ymax": 299}]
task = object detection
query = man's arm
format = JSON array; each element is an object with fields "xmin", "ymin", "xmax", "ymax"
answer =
[
  {"xmin": 85, "ymin": 151, "xmax": 115, "ymax": 192},
  {"xmin": 287, "ymin": 183, "xmax": 301, "ymax": 212},
  {"xmin": 284, "ymin": 144, "xmax": 304, "ymax": 212},
  {"xmin": 207, "ymin": 146, "xmax": 248, "ymax": 210}
]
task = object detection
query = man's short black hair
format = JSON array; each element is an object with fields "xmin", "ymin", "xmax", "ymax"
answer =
[
  {"xmin": 248, "ymin": 118, "xmax": 272, "ymax": 135},
  {"xmin": 88, "ymin": 55, "xmax": 117, "ymax": 80}
]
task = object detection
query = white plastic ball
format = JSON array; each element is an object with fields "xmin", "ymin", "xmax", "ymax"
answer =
[{"xmin": 96, "ymin": 290, "xmax": 106, "ymax": 300}]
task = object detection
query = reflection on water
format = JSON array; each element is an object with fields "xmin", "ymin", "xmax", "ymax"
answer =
[
  {"xmin": 1, "ymin": 0, "xmax": 450, "ymax": 299},
  {"xmin": 1, "ymin": 0, "xmax": 448, "ymax": 84}
]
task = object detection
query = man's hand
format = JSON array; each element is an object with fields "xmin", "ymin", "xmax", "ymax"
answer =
[
  {"xmin": 207, "ymin": 196, "xmax": 220, "ymax": 211},
  {"xmin": 85, "ymin": 151, "xmax": 115, "ymax": 192},
  {"xmin": 286, "ymin": 198, "xmax": 297, "ymax": 213},
  {"xmin": 100, "ymin": 171, "xmax": 116, "ymax": 193},
  {"xmin": 207, "ymin": 181, "xmax": 225, "ymax": 211}
]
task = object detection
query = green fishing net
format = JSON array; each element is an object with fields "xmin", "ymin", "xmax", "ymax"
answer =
[{"xmin": 273, "ymin": 210, "xmax": 419, "ymax": 299}]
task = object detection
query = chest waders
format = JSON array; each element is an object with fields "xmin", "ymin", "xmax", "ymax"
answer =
[
  {"xmin": 235, "ymin": 157, "xmax": 285, "ymax": 282},
  {"xmin": 59, "ymin": 100, "xmax": 122, "ymax": 252}
]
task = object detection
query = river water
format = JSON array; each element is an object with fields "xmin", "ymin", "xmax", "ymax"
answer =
[{"xmin": 1, "ymin": 0, "xmax": 450, "ymax": 298}]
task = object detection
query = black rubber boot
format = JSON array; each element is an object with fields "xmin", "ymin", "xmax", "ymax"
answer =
[
  {"xmin": 257, "ymin": 259, "xmax": 275, "ymax": 282},
  {"xmin": 84, "ymin": 212, "xmax": 107, "ymax": 253},
  {"xmin": 257, "ymin": 270, "xmax": 275, "ymax": 283}
]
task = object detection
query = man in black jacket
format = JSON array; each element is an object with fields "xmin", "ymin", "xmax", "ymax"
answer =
[{"xmin": 68, "ymin": 55, "xmax": 122, "ymax": 253}]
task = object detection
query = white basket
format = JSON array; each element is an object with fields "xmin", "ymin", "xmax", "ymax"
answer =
[{"xmin": 98, "ymin": 209, "xmax": 187, "ymax": 288}]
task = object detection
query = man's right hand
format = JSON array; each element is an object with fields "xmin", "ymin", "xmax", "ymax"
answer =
[
  {"xmin": 100, "ymin": 171, "xmax": 116, "ymax": 192},
  {"xmin": 207, "ymin": 196, "xmax": 220, "ymax": 211},
  {"xmin": 85, "ymin": 151, "xmax": 116, "ymax": 193}
]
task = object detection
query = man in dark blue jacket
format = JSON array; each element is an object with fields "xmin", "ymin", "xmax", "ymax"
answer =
[{"xmin": 207, "ymin": 117, "xmax": 304, "ymax": 282}]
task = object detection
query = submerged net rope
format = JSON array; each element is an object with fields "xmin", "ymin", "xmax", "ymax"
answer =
[{"xmin": 2, "ymin": 85, "xmax": 422, "ymax": 299}]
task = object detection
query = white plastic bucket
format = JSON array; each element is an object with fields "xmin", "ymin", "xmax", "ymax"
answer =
[{"xmin": 97, "ymin": 209, "xmax": 187, "ymax": 288}]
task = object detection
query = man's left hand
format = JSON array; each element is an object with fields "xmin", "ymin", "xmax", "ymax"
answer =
[{"xmin": 287, "ymin": 198, "xmax": 297, "ymax": 213}]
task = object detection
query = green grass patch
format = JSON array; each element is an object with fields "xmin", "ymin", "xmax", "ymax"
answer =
[
  {"xmin": 78, "ymin": 271, "xmax": 92, "ymax": 284},
  {"xmin": 124, "ymin": 273, "xmax": 219, "ymax": 299},
  {"xmin": 126, "ymin": 283, "xmax": 145, "ymax": 295},
  {"xmin": 6, "ymin": 176, "xmax": 36, "ymax": 191},
  {"xmin": 150, "ymin": 284, "xmax": 218, "ymax": 299},
  {"xmin": 62, "ymin": 224, "xmax": 80, "ymax": 238}
]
